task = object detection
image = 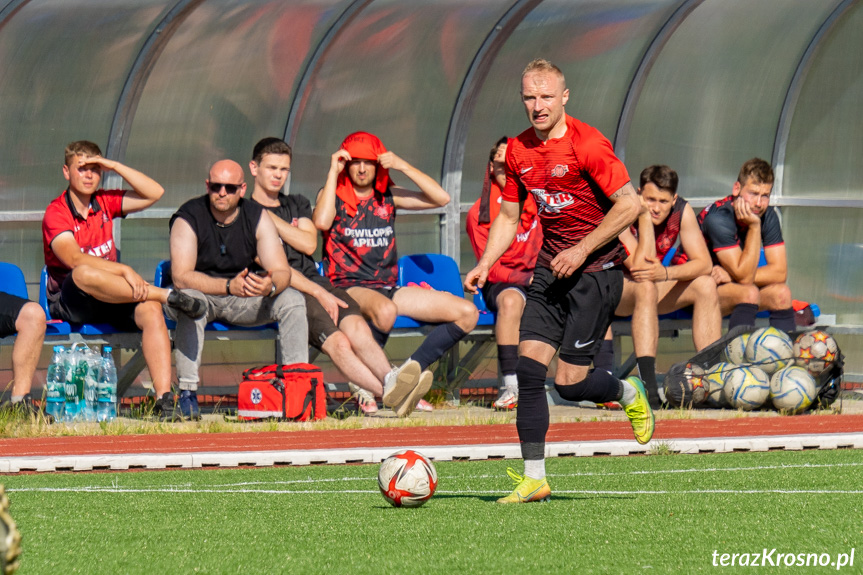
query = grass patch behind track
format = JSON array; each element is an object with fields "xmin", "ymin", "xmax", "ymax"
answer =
[{"xmin": 3, "ymin": 449, "xmax": 862, "ymax": 574}]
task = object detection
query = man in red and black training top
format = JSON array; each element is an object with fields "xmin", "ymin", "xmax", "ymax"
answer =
[
  {"xmin": 313, "ymin": 132, "xmax": 478, "ymax": 418},
  {"xmin": 43, "ymin": 140, "xmax": 205, "ymax": 421},
  {"xmin": 465, "ymin": 59, "xmax": 654, "ymax": 504},
  {"xmin": 466, "ymin": 136, "xmax": 542, "ymax": 410},
  {"xmin": 594, "ymin": 165, "xmax": 721, "ymax": 407},
  {"xmin": 698, "ymin": 158, "xmax": 794, "ymax": 331}
]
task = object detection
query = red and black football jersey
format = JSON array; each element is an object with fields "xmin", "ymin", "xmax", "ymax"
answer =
[
  {"xmin": 698, "ymin": 194, "xmax": 784, "ymax": 265},
  {"xmin": 324, "ymin": 189, "xmax": 398, "ymax": 289},
  {"xmin": 502, "ymin": 115, "xmax": 630, "ymax": 272},
  {"xmin": 631, "ymin": 195, "xmax": 688, "ymax": 265}
]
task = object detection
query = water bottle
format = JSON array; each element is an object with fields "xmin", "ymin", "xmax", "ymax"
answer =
[
  {"xmin": 96, "ymin": 346, "xmax": 117, "ymax": 422},
  {"xmin": 82, "ymin": 347, "xmax": 100, "ymax": 422},
  {"xmin": 65, "ymin": 344, "xmax": 88, "ymax": 421},
  {"xmin": 45, "ymin": 345, "xmax": 66, "ymax": 421},
  {"xmin": 63, "ymin": 347, "xmax": 79, "ymax": 421}
]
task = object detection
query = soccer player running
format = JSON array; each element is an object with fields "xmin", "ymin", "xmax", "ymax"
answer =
[
  {"xmin": 698, "ymin": 158, "xmax": 794, "ymax": 332},
  {"xmin": 465, "ymin": 59, "xmax": 654, "ymax": 504},
  {"xmin": 465, "ymin": 136, "xmax": 542, "ymax": 410},
  {"xmin": 594, "ymin": 165, "xmax": 722, "ymax": 407}
]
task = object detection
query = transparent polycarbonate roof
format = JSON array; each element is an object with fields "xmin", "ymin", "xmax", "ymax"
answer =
[{"xmin": 1, "ymin": 0, "xmax": 861, "ymax": 318}]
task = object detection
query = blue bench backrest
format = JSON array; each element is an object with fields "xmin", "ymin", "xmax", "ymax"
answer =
[
  {"xmin": 0, "ymin": 262, "xmax": 29, "ymax": 300},
  {"xmin": 398, "ymin": 253, "xmax": 465, "ymax": 298},
  {"xmin": 0, "ymin": 263, "xmax": 70, "ymax": 336}
]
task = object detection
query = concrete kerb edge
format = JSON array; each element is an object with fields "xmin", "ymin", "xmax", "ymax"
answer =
[{"xmin": 1, "ymin": 432, "xmax": 862, "ymax": 473}]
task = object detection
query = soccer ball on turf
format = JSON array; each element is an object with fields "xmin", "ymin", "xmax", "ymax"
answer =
[
  {"xmin": 702, "ymin": 362, "xmax": 734, "ymax": 408},
  {"xmin": 794, "ymin": 329, "xmax": 839, "ymax": 376},
  {"xmin": 377, "ymin": 449, "xmax": 437, "ymax": 508},
  {"xmin": 723, "ymin": 333, "xmax": 750, "ymax": 364},
  {"xmin": 723, "ymin": 366, "xmax": 770, "ymax": 410},
  {"xmin": 744, "ymin": 327, "xmax": 793, "ymax": 375},
  {"xmin": 769, "ymin": 365, "xmax": 817, "ymax": 414}
]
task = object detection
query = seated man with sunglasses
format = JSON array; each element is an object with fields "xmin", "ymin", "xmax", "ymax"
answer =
[
  {"xmin": 167, "ymin": 159, "xmax": 308, "ymax": 419},
  {"xmin": 43, "ymin": 140, "xmax": 206, "ymax": 421}
]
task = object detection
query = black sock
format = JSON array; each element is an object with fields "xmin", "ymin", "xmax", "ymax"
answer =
[
  {"xmin": 515, "ymin": 356, "xmax": 549, "ymax": 459},
  {"xmin": 637, "ymin": 356, "xmax": 659, "ymax": 407},
  {"xmin": 729, "ymin": 303, "xmax": 758, "ymax": 330},
  {"xmin": 498, "ymin": 345, "xmax": 518, "ymax": 376},
  {"xmin": 554, "ymin": 369, "xmax": 623, "ymax": 404},
  {"xmin": 769, "ymin": 307, "xmax": 795, "ymax": 332},
  {"xmin": 411, "ymin": 322, "xmax": 467, "ymax": 371},
  {"xmin": 368, "ymin": 322, "xmax": 390, "ymax": 348},
  {"xmin": 593, "ymin": 339, "xmax": 615, "ymax": 374}
]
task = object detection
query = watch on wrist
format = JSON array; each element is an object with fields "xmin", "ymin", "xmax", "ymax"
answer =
[{"xmin": 269, "ymin": 283, "xmax": 277, "ymax": 298}]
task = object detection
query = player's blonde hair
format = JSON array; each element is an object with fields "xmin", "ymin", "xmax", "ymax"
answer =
[
  {"xmin": 64, "ymin": 140, "xmax": 102, "ymax": 166},
  {"xmin": 521, "ymin": 58, "xmax": 566, "ymax": 90}
]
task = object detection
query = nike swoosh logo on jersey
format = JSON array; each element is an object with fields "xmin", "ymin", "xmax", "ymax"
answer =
[
  {"xmin": 573, "ymin": 340, "xmax": 594, "ymax": 349},
  {"xmin": 520, "ymin": 167, "xmax": 533, "ymax": 174}
]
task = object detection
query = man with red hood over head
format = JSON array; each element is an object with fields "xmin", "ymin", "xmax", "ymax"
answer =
[{"xmin": 313, "ymin": 132, "xmax": 478, "ymax": 418}]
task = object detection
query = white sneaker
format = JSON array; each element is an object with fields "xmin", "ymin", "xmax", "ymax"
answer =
[
  {"xmin": 382, "ymin": 359, "xmax": 421, "ymax": 407},
  {"xmin": 493, "ymin": 387, "xmax": 518, "ymax": 410},
  {"xmin": 348, "ymin": 382, "xmax": 378, "ymax": 415},
  {"xmin": 394, "ymin": 370, "xmax": 434, "ymax": 418},
  {"xmin": 415, "ymin": 398, "xmax": 434, "ymax": 412}
]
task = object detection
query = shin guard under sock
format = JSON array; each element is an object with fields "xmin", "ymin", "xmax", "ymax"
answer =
[
  {"xmin": 729, "ymin": 303, "xmax": 758, "ymax": 330},
  {"xmin": 411, "ymin": 322, "xmax": 467, "ymax": 371},
  {"xmin": 769, "ymin": 307, "xmax": 795, "ymax": 332},
  {"xmin": 498, "ymin": 345, "xmax": 518, "ymax": 376},
  {"xmin": 554, "ymin": 369, "xmax": 623, "ymax": 405},
  {"xmin": 515, "ymin": 356, "xmax": 549, "ymax": 461},
  {"xmin": 637, "ymin": 356, "xmax": 659, "ymax": 407}
]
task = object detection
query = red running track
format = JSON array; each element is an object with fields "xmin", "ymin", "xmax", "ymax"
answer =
[{"xmin": 2, "ymin": 414, "xmax": 862, "ymax": 458}]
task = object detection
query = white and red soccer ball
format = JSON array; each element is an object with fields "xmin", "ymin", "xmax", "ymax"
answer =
[
  {"xmin": 377, "ymin": 449, "xmax": 437, "ymax": 508},
  {"xmin": 794, "ymin": 329, "xmax": 839, "ymax": 376}
]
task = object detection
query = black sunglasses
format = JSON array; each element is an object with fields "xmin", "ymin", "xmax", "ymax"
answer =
[{"xmin": 208, "ymin": 182, "xmax": 241, "ymax": 194}]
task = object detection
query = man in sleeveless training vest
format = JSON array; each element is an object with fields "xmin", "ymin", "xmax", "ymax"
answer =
[
  {"xmin": 167, "ymin": 159, "xmax": 308, "ymax": 420},
  {"xmin": 465, "ymin": 59, "xmax": 654, "ymax": 504},
  {"xmin": 313, "ymin": 131, "xmax": 479, "ymax": 418}
]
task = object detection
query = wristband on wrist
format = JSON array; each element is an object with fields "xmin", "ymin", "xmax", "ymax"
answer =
[
  {"xmin": 226, "ymin": 278, "xmax": 232, "ymax": 295},
  {"xmin": 269, "ymin": 283, "xmax": 277, "ymax": 298},
  {"xmin": 664, "ymin": 267, "xmax": 669, "ymax": 281}
]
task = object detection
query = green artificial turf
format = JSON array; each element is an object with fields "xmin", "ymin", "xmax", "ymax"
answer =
[{"xmin": 2, "ymin": 449, "xmax": 861, "ymax": 574}]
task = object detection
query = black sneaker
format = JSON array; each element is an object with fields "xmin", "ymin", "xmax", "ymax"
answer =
[
  {"xmin": 153, "ymin": 392, "xmax": 180, "ymax": 422},
  {"xmin": 166, "ymin": 289, "xmax": 206, "ymax": 319},
  {"xmin": 178, "ymin": 390, "xmax": 201, "ymax": 421},
  {"xmin": 0, "ymin": 485, "xmax": 21, "ymax": 575}
]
